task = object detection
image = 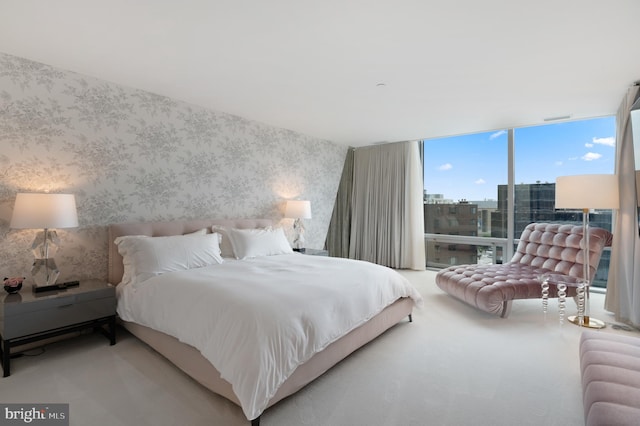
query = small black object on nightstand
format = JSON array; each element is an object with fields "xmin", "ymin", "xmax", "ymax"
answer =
[{"xmin": 33, "ymin": 280, "xmax": 80, "ymax": 293}]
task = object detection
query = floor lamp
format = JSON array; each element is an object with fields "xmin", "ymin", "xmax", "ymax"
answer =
[{"xmin": 555, "ymin": 174, "xmax": 618, "ymax": 329}]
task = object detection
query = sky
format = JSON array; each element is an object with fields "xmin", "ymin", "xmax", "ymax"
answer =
[{"xmin": 423, "ymin": 116, "xmax": 616, "ymax": 202}]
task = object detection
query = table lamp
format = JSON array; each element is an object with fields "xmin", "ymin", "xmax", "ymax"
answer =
[
  {"xmin": 10, "ymin": 193, "xmax": 79, "ymax": 292},
  {"xmin": 285, "ymin": 200, "xmax": 311, "ymax": 252},
  {"xmin": 555, "ymin": 174, "xmax": 618, "ymax": 328}
]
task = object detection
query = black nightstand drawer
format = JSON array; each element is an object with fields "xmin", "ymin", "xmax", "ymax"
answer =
[
  {"xmin": 298, "ymin": 248, "xmax": 328, "ymax": 256},
  {"xmin": 2, "ymin": 286, "xmax": 114, "ymax": 317},
  {"xmin": 2, "ymin": 297, "xmax": 115, "ymax": 339}
]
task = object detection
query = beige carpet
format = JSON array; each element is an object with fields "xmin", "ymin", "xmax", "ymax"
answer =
[{"xmin": 1, "ymin": 270, "xmax": 638, "ymax": 426}]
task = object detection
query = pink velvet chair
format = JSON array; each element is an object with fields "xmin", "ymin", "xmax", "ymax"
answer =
[
  {"xmin": 580, "ymin": 331, "xmax": 640, "ymax": 426},
  {"xmin": 435, "ymin": 223, "xmax": 613, "ymax": 317}
]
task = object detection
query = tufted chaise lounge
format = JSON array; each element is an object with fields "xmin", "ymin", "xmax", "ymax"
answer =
[{"xmin": 435, "ymin": 223, "xmax": 613, "ymax": 317}]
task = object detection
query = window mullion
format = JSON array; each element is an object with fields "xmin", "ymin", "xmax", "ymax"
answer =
[{"xmin": 506, "ymin": 129, "xmax": 515, "ymax": 260}]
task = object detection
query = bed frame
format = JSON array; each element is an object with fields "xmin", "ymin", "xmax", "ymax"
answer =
[{"xmin": 108, "ymin": 219, "xmax": 414, "ymax": 425}]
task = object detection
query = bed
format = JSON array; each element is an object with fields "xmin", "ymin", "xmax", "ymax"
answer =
[{"xmin": 108, "ymin": 219, "xmax": 422, "ymax": 425}]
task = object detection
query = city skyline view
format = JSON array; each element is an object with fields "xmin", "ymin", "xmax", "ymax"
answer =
[{"xmin": 423, "ymin": 116, "xmax": 617, "ymax": 202}]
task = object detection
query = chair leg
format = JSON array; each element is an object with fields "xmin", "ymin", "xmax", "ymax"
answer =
[{"xmin": 500, "ymin": 300, "xmax": 512, "ymax": 318}]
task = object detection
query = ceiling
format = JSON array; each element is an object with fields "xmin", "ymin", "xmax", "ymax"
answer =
[{"xmin": 1, "ymin": 0, "xmax": 639, "ymax": 146}]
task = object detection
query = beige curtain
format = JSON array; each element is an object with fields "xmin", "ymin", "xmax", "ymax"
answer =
[
  {"xmin": 605, "ymin": 85, "xmax": 640, "ymax": 327},
  {"xmin": 348, "ymin": 141, "xmax": 425, "ymax": 270}
]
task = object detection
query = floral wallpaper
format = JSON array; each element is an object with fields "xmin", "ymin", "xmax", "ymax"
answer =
[{"xmin": 0, "ymin": 52, "xmax": 346, "ymax": 283}]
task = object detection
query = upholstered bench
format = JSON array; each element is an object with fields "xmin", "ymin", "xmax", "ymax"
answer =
[
  {"xmin": 435, "ymin": 223, "xmax": 612, "ymax": 317},
  {"xmin": 580, "ymin": 331, "xmax": 640, "ymax": 426}
]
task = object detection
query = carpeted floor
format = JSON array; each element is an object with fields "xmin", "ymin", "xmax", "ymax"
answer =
[{"xmin": 1, "ymin": 270, "xmax": 637, "ymax": 426}]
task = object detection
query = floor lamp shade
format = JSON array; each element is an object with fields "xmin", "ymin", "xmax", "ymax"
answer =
[
  {"xmin": 10, "ymin": 193, "xmax": 79, "ymax": 289},
  {"xmin": 554, "ymin": 174, "xmax": 618, "ymax": 329},
  {"xmin": 555, "ymin": 174, "xmax": 619, "ymax": 210}
]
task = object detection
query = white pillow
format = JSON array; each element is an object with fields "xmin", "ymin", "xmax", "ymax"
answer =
[
  {"xmin": 225, "ymin": 227, "xmax": 293, "ymax": 259},
  {"xmin": 115, "ymin": 233, "xmax": 223, "ymax": 286},
  {"xmin": 211, "ymin": 226, "xmax": 235, "ymax": 258}
]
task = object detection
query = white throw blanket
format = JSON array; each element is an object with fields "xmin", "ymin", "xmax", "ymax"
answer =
[{"xmin": 117, "ymin": 254, "xmax": 423, "ymax": 420}]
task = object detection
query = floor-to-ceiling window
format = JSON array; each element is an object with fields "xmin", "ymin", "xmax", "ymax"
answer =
[
  {"xmin": 423, "ymin": 116, "xmax": 616, "ymax": 288},
  {"xmin": 423, "ymin": 130, "xmax": 507, "ymax": 268}
]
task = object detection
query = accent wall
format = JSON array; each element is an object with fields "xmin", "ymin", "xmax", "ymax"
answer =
[{"xmin": 0, "ymin": 52, "xmax": 346, "ymax": 282}]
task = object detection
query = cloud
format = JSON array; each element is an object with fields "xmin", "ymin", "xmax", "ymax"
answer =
[
  {"xmin": 555, "ymin": 161, "xmax": 563, "ymax": 166},
  {"xmin": 438, "ymin": 163, "xmax": 453, "ymax": 171},
  {"xmin": 489, "ymin": 130, "xmax": 507, "ymax": 140},
  {"xmin": 582, "ymin": 152, "xmax": 602, "ymax": 161},
  {"xmin": 585, "ymin": 143, "xmax": 594, "ymax": 147},
  {"xmin": 592, "ymin": 136, "xmax": 615, "ymax": 147},
  {"xmin": 475, "ymin": 179, "xmax": 486, "ymax": 184}
]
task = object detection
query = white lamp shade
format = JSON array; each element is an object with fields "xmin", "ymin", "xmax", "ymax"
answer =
[
  {"xmin": 555, "ymin": 174, "xmax": 619, "ymax": 209},
  {"xmin": 10, "ymin": 193, "xmax": 79, "ymax": 229},
  {"xmin": 285, "ymin": 200, "xmax": 312, "ymax": 219}
]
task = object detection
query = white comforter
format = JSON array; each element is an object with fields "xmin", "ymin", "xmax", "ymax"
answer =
[{"xmin": 117, "ymin": 254, "xmax": 422, "ymax": 420}]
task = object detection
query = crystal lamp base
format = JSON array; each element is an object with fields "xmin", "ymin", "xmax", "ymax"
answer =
[{"xmin": 31, "ymin": 258, "xmax": 60, "ymax": 286}]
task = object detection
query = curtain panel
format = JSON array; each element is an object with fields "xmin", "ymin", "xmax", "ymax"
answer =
[
  {"xmin": 348, "ymin": 141, "xmax": 425, "ymax": 270},
  {"xmin": 605, "ymin": 85, "xmax": 640, "ymax": 327},
  {"xmin": 325, "ymin": 148, "xmax": 354, "ymax": 258}
]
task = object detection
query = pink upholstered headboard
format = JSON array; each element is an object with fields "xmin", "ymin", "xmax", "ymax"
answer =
[{"xmin": 108, "ymin": 219, "xmax": 276, "ymax": 285}]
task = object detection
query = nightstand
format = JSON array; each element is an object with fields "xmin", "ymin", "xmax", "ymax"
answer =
[
  {"xmin": 0, "ymin": 279, "xmax": 116, "ymax": 377},
  {"xmin": 295, "ymin": 248, "xmax": 329, "ymax": 256}
]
